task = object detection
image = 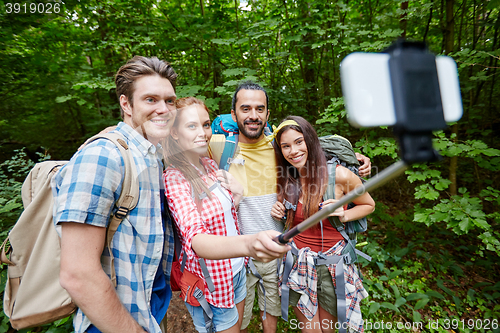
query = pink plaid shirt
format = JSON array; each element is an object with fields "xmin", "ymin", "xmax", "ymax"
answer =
[{"xmin": 164, "ymin": 157, "xmax": 245, "ymax": 308}]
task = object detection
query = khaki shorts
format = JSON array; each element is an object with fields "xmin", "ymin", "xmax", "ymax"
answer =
[
  {"xmin": 288, "ymin": 262, "xmax": 338, "ymax": 317},
  {"xmin": 241, "ymin": 259, "xmax": 281, "ymax": 329}
]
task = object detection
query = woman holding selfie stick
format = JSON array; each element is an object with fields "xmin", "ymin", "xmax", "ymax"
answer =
[
  {"xmin": 270, "ymin": 116, "xmax": 375, "ymax": 333},
  {"xmin": 164, "ymin": 97, "xmax": 289, "ymax": 333}
]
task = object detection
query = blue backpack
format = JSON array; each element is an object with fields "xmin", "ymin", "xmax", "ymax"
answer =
[
  {"xmin": 211, "ymin": 114, "xmax": 239, "ymax": 136},
  {"xmin": 211, "ymin": 115, "xmax": 238, "ymax": 171},
  {"xmin": 211, "ymin": 114, "xmax": 273, "ymax": 136},
  {"xmin": 211, "ymin": 114, "xmax": 272, "ymax": 171}
]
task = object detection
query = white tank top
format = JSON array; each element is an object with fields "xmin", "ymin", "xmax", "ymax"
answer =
[{"xmin": 211, "ymin": 183, "xmax": 244, "ymax": 275}]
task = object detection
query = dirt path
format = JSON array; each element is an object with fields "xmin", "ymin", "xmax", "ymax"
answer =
[{"xmin": 166, "ymin": 291, "xmax": 197, "ymax": 332}]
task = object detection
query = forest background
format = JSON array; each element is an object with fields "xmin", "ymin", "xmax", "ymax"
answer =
[{"xmin": 0, "ymin": 0, "xmax": 499, "ymax": 332}]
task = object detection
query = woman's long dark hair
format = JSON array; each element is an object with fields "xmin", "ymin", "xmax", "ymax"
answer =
[{"xmin": 273, "ymin": 116, "xmax": 327, "ymax": 229}]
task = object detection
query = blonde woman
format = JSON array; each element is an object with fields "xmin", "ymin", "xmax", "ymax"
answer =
[{"xmin": 164, "ymin": 97, "xmax": 289, "ymax": 333}]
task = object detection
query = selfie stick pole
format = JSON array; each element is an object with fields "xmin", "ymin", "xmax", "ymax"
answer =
[{"xmin": 274, "ymin": 159, "xmax": 408, "ymax": 245}]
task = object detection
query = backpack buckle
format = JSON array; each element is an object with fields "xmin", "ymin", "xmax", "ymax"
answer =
[
  {"xmin": 194, "ymin": 287, "xmax": 204, "ymax": 300},
  {"xmin": 227, "ymin": 157, "xmax": 245, "ymax": 166},
  {"xmin": 314, "ymin": 251, "xmax": 327, "ymax": 266},
  {"xmin": 343, "ymin": 252, "xmax": 352, "ymax": 265},
  {"xmin": 114, "ymin": 206, "xmax": 130, "ymax": 219},
  {"xmin": 283, "ymin": 199, "xmax": 297, "ymax": 211},
  {"xmin": 336, "ymin": 225, "xmax": 345, "ymax": 232}
]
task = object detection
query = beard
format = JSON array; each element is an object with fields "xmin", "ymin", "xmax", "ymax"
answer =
[{"xmin": 235, "ymin": 115, "xmax": 266, "ymax": 140}]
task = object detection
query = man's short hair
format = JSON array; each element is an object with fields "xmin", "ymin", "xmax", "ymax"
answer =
[
  {"xmin": 115, "ymin": 56, "xmax": 178, "ymax": 118},
  {"xmin": 231, "ymin": 81, "xmax": 269, "ymax": 111}
]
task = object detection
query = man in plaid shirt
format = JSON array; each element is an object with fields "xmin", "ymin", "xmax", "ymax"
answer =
[{"xmin": 53, "ymin": 56, "xmax": 178, "ymax": 333}]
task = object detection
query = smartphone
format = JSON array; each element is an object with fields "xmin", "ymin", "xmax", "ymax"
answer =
[{"xmin": 340, "ymin": 52, "xmax": 463, "ymax": 128}]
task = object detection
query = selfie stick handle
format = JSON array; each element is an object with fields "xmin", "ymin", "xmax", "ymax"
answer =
[{"xmin": 274, "ymin": 159, "xmax": 408, "ymax": 245}]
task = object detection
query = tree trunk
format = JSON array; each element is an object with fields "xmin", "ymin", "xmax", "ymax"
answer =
[
  {"xmin": 444, "ymin": 0, "xmax": 458, "ymax": 196},
  {"xmin": 400, "ymin": 1, "xmax": 409, "ymax": 38},
  {"xmin": 97, "ymin": 7, "xmax": 120, "ymax": 119},
  {"xmin": 368, "ymin": 0, "xmax": 373, "ymax": 30},
  {"xmin": 199, "ymin": 0, "xmax": 205, "ymax": 16},
  {"xmin": 444, "ymin": 0, "xmax": 455, "ymax": 53},
  {"xmin": 457, "ymin": 0, "xmax": 467, "ymax": 49},
  {"xmin": 234, "ymin": 0, "xmax": 239, "ymax": 39},
  {"xmin": 299, "ymin": 0, "xmax": 318, "ymax": 114},
  {"xmin": 487, "ymin": 15, "xmax": 500, "ymax": 145},
  {"xmin": 449, "ymin": 123, "xmax": 458, "ymax": 196},
  {"xmin": 423, "ymin": 4, "xmax": 433, "ymax": 43}
]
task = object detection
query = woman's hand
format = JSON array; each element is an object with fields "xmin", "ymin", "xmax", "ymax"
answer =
[
  {"xmin": 216, "ymin": 170, "xmax": 244, "ymax": 208},
  {"xmin": 192, "ymin": 231, "xmax": 290, "ymax": 261},
  {"xmin": 321, "ymin": 198, "xmax": 347, "ymax": 222},
  {"xmin": 247, "ymin": 230, "xmax": 291, "ymax": 262},
  {"xmin": 270, "ymin": 201, "xmax": 286, "ymax": 221}
]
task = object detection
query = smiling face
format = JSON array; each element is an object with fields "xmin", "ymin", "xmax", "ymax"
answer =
[
  {"xmin": 279, "ymin": 128, "xmax": 308, "ymax": 170},
  {"xmin": 231, "ymin": 89, "xmax": 269, "ymax": 143},
  {"xmin": 120, "ymin": 74, "xmax": 177, "ymax": 145},
  {"xmin": 170, "ymin": 104, "xmax": 212, "ymax": 164}
]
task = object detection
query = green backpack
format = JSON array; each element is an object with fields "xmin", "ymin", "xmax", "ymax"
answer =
[{"xmin": 319, "ymin": 134, "xmax": 370, "ymax": 264}]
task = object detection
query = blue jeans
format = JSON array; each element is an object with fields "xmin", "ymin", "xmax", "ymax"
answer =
[{"xmin": 185, "ymin": 268, "xmax": 247, "ymax": 332}]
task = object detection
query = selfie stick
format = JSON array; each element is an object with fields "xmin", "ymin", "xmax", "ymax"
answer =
[{"xmin": 274, "ymin": 40, "xmax": 457, "ymax": 245}]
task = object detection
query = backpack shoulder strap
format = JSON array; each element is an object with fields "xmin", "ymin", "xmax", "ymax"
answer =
[
  {"xmin": 323, "ymin": 159, "xmax": 358, "ymax": 256},
  {"xmin": 86, "ymin": 132, "xmax": 139, "ymax": 227},
  {"xmin": 218, "ymin": 133, "xmax": 239, "ymax": 171},
  {"xmin": 323, "ymin": 159, "xmax": 343, "ymax": 231},
  {"xmin": 84, "ymin": 132, "xmax": 139, "ymax": 286},
  {"xmin": 324, "ymin": 159, "xmax": 337, "ymax": 201},
  {"xmin": 323, "ymin": 159, "xmax": 372, "ymax": 263}
]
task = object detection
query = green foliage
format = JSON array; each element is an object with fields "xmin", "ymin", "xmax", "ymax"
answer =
[
  {"xmin": 414, "ymin": 189, "xmax": 488, "ymax": 234},
  {"xmin": 0, "ymin": 149, "xmax": 38, "ymax": 234},
  {"xmin": 0, "ymin": 150, "xmax": 72, "ymax": 332},
  {"xmin": 0, "ymin": 0, "xmax": 499, "ymax": 331},
  {"xmin": 317, "ymin": 97, "xmax": 347, "ymax": 125},
  {"xmin": 406, "ymin": 132, "xmax": 500, "ymax": 256},
  {"xmin": 361, "ymin": 203, "xmax": 500, "ymax": 333},
  {"xmin": 356, "ymin": 136, "xmax": 399, "ymax": 161},
  {"xmin": 316, "ymin": 97, "xmax": 353, "ymax": 137}
]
